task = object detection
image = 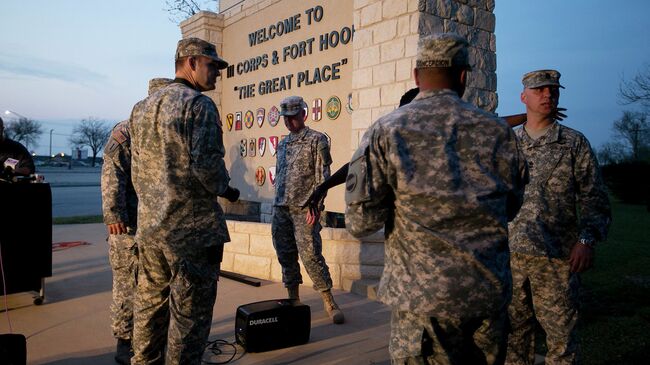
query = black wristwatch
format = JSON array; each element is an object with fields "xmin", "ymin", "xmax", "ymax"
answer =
[{"xmin": 578, "ymin": 238, "xmax": 596, "ymax": 248}]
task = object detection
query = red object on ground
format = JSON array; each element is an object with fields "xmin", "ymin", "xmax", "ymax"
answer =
[{"xmin": 52, "ymin": 241, "xmax": 91, "ymax": 251}]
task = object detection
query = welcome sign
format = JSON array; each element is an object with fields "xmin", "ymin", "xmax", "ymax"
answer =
[{"xmin": 218, "ymin": 0, "xmax": 353, "ymax": 212}]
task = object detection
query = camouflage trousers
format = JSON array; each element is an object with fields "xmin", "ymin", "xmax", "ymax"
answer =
[
  {"xmin": 108, "ymin": 233, "xmax": 138, "ymax": 340},
  {"xmin": 131, "ymin": 243, "xmax": 221, "ymax": 365},
  {"xmin": 272, "ymin": 206, "xmax": 333, "ymax": 291},
  {"xmin": 390, "ymin": 309, "xmax": 508, "ymax": 365},
  {"xmin": 506, "ymin": 252, "xmax": 580, "ymax": 365}
]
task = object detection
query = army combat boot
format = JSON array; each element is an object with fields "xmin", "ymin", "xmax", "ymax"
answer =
[
  {"xmin": 321, "ymin": 290, "xmax": 345, "ymax": 324},
  {"xmin": 287, "ymin": 285, "xmax": 300, "ymax": 300},
  {"xmin": 115, "ymin": 338, "xmax": 132, "ymax": 365}
]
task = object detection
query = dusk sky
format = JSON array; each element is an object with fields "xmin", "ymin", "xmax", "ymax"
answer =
[{"xmin": 1, "ymin": 0, "xmax": 649, "ymax": 155}]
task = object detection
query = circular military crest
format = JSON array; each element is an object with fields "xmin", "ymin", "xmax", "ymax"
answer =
[
  {"xmin": 326, "ymin": 96, "xmax": 341, "ymax": 120},
  {"xmin": 268, "ymin": 105, "xmax": 280, "ymax": 127},
  {"xmin": 244, "ymin": 110, "xmax": 255, "ymax": 129},
  {"xmin": 255, "ymin": 166, "xmax": 266, "ymax": 186}
]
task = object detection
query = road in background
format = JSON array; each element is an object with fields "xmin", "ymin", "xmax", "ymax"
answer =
[
  {"xmin": 37, "ymin": 167, "xmax": 103, "ymax": 217},
  {"xmin": 51, "ymin": 185, "xmax": 102, "ymax": 217}
]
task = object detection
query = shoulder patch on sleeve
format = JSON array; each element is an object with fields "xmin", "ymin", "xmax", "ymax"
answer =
[
  {"xmin": 111, "ymin": 122, "xmax": 130, "ymax": 145},
  {"xmin": 345, "ymin": 145, "xmax": 371, "ymax": 204}
]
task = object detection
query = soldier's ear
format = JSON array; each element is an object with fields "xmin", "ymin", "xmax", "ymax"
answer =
[
  {"xmin": 188, "ymin": 56, "xmax": 197, "ymax": 71},
  {"xmin": 413, "ymin": 68, "xmax": 421, "ymax": 87},
  {"xmin": 459, "ymin": 69, "xmax": 467, "ymax": 87},
  {"xmin": 520, "ymin": 90, "xmax": 527, "ymax": 105}
]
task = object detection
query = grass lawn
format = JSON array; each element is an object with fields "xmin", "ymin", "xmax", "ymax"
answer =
[
  {"xmin": 578, "ymin": 201, "xmax": 650, "ymax": 364},
  {"xmin": 53, "ymin": 215, "xmax": 103, "ymax": 225}
]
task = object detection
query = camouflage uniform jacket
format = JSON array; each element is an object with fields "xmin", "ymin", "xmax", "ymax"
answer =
[
  {"xmin": 130, "ymin": 81, "xmax": 231, "ymax": 250},
  {"xmin": 509, "ymin": 122, "xmax": 611, "ymax": 258},
  {"xmin": 274, "ymin": 127, "xmax": 332, "ymax": 208},
  {"xmin": 101, "ymin": 120, "xmax": 138, "ymax": 228},
  {"xmin": 345, "ymin": 89, "xmax": 528, "ymax": 318}
]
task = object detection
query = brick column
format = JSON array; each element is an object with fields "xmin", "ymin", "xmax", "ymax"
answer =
[
  {"xmin": 351, "ymin": 0, "xmax": 497, "ymax": 154},
  {"xmin": 420, "ymin": 0, "xmax": 498, "ymax": 111},
  {"xmin": 351, "ymin": 0, "xmax": 421, "ymax": 152},
  {"xmin": 179, "ymin": 11, "xmax": 226, "ymax": 111}
]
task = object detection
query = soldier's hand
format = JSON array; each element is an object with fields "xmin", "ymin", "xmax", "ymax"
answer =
[
  {"xmin": 568, "ymin": 242, "xmax": 593, "ymax": 273},
  {"xmin": 306, "ymin": 209, "xmax": 321, "ymax": 226},
  {"xmin": 553, "ymin": 107, "xmax": 568, "ymax": 121},
  {"xmin": 301, "ymin": 185, "xmax": 326, "ymax": 211},
  {"xmin": 107, "ymin": 222, "xmax": 128, "ymax": 235},
  {"xmin": 222, "ymin": 186, "xmax": 240, "ymax": 202}
]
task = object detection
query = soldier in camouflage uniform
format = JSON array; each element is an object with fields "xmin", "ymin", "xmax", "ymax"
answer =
[
  {"xmin": 101, "ymin": 77, "xmax": 172, "ymax": 365},
  {"xmin": 129, "ymin": 38, "xmax": 238, "ymax": 365},
  {"xmin": 272, "ymin": 95, "xmax": 344, "ymax": 324},
  {"xmin": 345, "ymin": 33, "xmax": 528, "ymax": 364},
  {"xmin": 505, "ymin": 70, "xmax": 611, "ymax": 365}
]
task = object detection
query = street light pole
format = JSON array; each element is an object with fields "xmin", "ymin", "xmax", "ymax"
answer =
[{"xmin": 49, "ymin": 129, "xmax": 54, "ymax": 158}]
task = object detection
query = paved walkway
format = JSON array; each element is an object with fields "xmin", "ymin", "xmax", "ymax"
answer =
[{"xmin": 1, "ymin": 224, "xmax": 391, "ymax": 365}]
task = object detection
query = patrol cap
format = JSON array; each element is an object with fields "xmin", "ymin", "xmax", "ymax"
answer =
[
  {"xmin": 522, "ymin": 69, "xmax": 565, "ymax": 89},
  {"xmin": 279, "ymin": 96, "xmax": 307, "ymax": 116},
  {"xmin": 416, "ymin": 33, "xmax": 471, "ymax": 69},
  {"xmin": 175, "ymin": 37, "xmax": 228, "ymax": 70},
  {"xmin": 148, "ymin": 78, "xmax": 173, "ymax": 95}
]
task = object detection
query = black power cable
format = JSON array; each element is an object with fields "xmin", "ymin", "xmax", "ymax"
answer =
[{"xmin": 202, "ymin": 338, "xmax": 243, "ymax": 364}]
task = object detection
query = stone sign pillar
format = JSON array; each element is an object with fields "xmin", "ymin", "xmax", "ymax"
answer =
[
  {"xmin": 351, "ymin": 0, "xmax": 497, "ymax": 153},
  {"xmin": 180, "ymin": 11, "xmax": 226, "ymax": 112}
]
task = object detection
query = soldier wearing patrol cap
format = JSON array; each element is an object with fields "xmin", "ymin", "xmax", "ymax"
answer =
[
  {"xmin": 272, "ymin": 95, "xmax": 345, "ymax": 324},
  {"xmin": 345, "ymin": 33, "xmax": 528, "ymax": 364},
  {"xmin": 101, "ymin": 77, "xmax": 172, "ymax": 365},
  {"xmin": 505, "ymin": 70, "xmax": 611, "ymax": 365},
  {"xmin": 129, "ymin": 38, "xmax": 238, "ymax": 365}
]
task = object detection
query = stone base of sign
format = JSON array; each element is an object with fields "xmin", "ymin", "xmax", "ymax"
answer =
[
  {"xmin": 222, "ymin": 220, "xmax": 385, "ymax": 292},
  {"xmin": 220, "ymin": 198, "xmax": 261, "ymax": 222}
]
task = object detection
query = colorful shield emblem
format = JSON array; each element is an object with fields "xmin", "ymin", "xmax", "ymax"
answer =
[
  {"xmin": 258, "ymin": 137, "xmax": 266, "ymax": 157},
  {"xmin": 245, "ymin": 110, "xmax": 254, "ymax": 129},
  {"xmin": 268, "ymin": 166, "xmax": 276, "ymax": 186},
  {"xmin": 239, "ymin": 139, "xmax": 247, "ymax": 157},
  {"xmin": 311, "ymin": 98, "xmax": 322, "ymax": 121},
  {"xmin": 268, "ymin": 106, "xmax": 280, "ymax": 127},
  {"xmin": 256, "ymin": 108, "xmax": 265, "ymax": 128},
  {"xmin": 226, "ymin": 113, "xmax": 234, "ymax": 131},
  {"xmin": 255, "ymin": 166, "xmax": 266, "ymax": 186},
  {"xmin": 235, "ymin": 112, "xmax": 243, "ymax": 130},
  {"xmin": 248, "ymin": 138, "xmax": 256, "ymax": 157},
  {"xmin": 346, "ymin": 92, "xmax": 354, "ymax": 114},
  {"xmin": 269, "ymin": 136, "xmax": 279, "ymax": 156},
  {"xmin": 326, "ymin": 96, "xmax": 341, "ymax": 120}
]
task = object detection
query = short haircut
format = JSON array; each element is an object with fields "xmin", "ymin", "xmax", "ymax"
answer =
[{"xmin": 175, "ymin": 57, "xmax": 187, "ymax": 71}]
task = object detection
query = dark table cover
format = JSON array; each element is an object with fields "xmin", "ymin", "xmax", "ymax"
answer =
[{"xmin": 0, "ymin": 182, "xmax": 52, "ymax": 295}]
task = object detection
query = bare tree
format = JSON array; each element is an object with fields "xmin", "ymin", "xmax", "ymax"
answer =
[
  {"xmin": 619, "ymin": 63, "xmax": 650, "ymax": 109},
  {"xmin": 5, "ymin": 117, "xmax": 43, "ymax": 151},
  {"xmin": 611, "ymin": 111, "xmax": 650, "ymax": 161},
  {"xmin": 69, "ymin": 117, "xmax": 111, "ymax": 167},
  {"xmin": 164, "ymin": 0, "xmax": 218, "ymax": 24},
  {"xmin": 597, "ymin": 141, "xmax": 627, "ymax": 165}
]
